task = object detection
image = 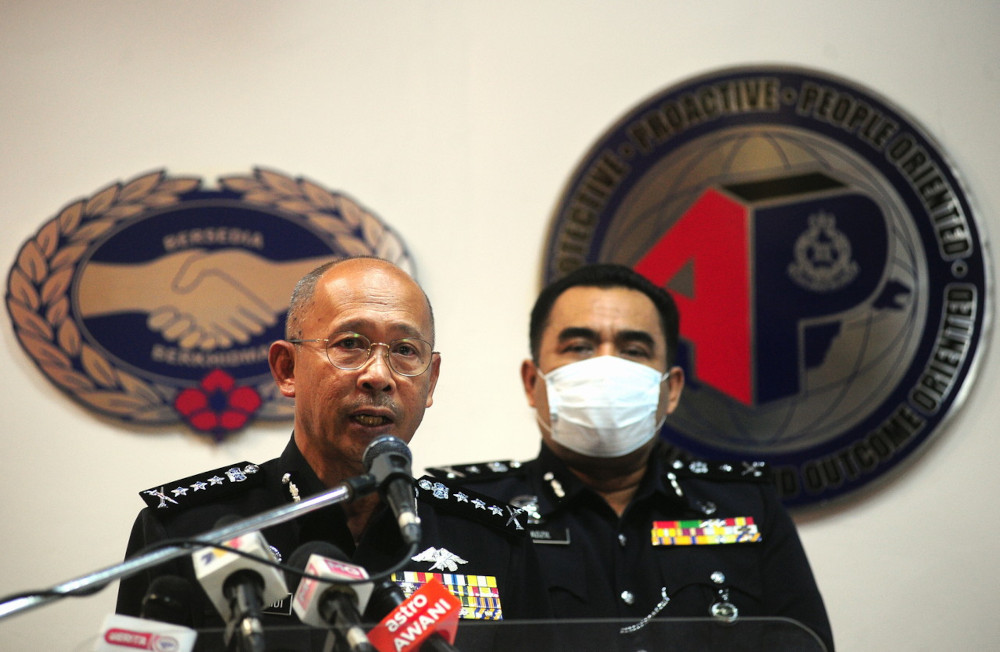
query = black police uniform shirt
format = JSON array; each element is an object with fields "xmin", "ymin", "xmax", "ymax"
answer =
[
  {"xmin": 116, "ymin": 435, "xmax": 551, "ymax": 651},
  {"xmin": 427, "ymin": 441, "xmax": 835, "ymax": 652}
]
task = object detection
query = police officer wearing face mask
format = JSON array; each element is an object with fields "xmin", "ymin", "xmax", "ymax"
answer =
[{"xmin": 428, "ymin": 264, "xmax": 834, "ymax": 651}]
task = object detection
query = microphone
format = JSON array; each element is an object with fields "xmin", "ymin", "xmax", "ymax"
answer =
[
  {"xmin": 191, "ymin": 520, "xmax": 288, "ymax": 652},
  {"xmin": 363, "ymin": 436, "xmax": 421, "ymax": 546},
  {"xmin": 366, "ymin": 577, "xmax": 461, "ymax": 652},
  {"xmin": 287, "ymin": 541, "xmax": 375, "ymax": 652},
  {"xmin": 365, "ymin": 581, "xmax": 459, "ymax": 652},
  {"xmin": 94, "ymin": 577, "xmax": 198, "ymax": 651}
]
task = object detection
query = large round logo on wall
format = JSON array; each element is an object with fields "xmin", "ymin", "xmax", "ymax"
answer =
[
  {"xmin": 6, "ymin": 168, "xmax": 414, "ymax": 440},
  {"xmin": 544, "ymin": 66, "xmax": 991, "ymax": 507}
]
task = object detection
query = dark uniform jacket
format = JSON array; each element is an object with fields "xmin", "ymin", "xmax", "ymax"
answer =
[
  {"xmin": 116, "ymin": 436, "xmax": 551, "ymax": 651},
  {"xmin": 427, "ymin": 442, "xmax": 834, "ymax": 651}
]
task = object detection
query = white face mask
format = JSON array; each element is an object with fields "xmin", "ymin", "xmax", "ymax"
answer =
[{"xmin": 538, "ymin": 356, "xmax": 667, "ymax": 458}]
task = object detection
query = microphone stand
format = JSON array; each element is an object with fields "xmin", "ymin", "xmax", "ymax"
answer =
[{"xmin": 0, "ymin": 473, "xmax": 377, "ymax": 622}]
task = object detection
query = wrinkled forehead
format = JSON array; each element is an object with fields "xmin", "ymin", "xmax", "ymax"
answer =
[
  {"xmin": 311, "ymin": 261, "xmax": 434, "ymax": 339},
  {"xmin": 547, "ymin": 286, "xmax": 664, "ymax": 342}
]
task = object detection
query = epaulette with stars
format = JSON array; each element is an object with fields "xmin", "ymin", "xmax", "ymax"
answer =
[
  {"xmin": 424, "ymin": 460, "xmax": 526, "ymax": 482},
  {"xmin": 667, "ymin": 458, "xmax": 773, "ymax": 483},
  {"xmin": 415, "ymin": 475, "xmax": 530, "ymax": 538},
  {"xmin": 138, "ymin": 462, "xmax": 264, "ymax": 511}
]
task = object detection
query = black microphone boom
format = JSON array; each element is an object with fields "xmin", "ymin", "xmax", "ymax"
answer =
[{"xmin": 363, "ymin": 435, "xmax": 421, "ymax": 546}]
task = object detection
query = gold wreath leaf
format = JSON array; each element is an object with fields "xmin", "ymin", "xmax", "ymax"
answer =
[
  {"xmin": 36, "ymin": 219, "xmax": 62, "ymax": 258},
  {"xmin": 7, "ymin": 268, "xmax": 40, "ymax": 311},
  {"xmin": 56, "ymin": 200, "xmax": 85, "ymax": 234},
  {"xmin": 78, "ymin": 391, "xmax": 158, "ymax": 415},
  {"xmin": 242, "ymin": 190, "xmax": 282, "ymax": 205},
  {"xmin": 275, "ymin": 199, "xmax": 316, "ymax": 215},
  {"xmin": 334, "ymin": 195, "xmax": 363, "ymax": 228},
  {"xmin": 119, "ymin": 170, "xmax": 165, "ymax": 202},
  {"xmin": 359, "ymin": 211, "xmax": 386, "ymax": 245},
  {"xmin": 17, "ymin": 240, "xmax": 48, "ymax": 283},
  {"xmin": 256, "ymin": 169, "xmax": 301, "ymax": 197},
  {"xmin": 85, "ymin": 183, "xmax": 121, "ymax": 216},
  {"xmin": 40, "ymin": 266, "xmax": 74, "ymax": 305},
  {"xmin": 338, "ymin": 238, "xmax": 372, "ymax": 257},
  {"xmin": 307, "ymin": 214, "xmax": 354, "ymax": 236},
  {"xmin": 50, "ymin": 243, "xmax": 89, "ymax": 269},
  {"xmin": 217, "ymin": 175, "xmax": 256, "ymax": 193},
  {"xmin": 375, "ymin": 234, "xmax": 405, "ymax": 262},
  {"xmin": 56, "ymin": 319, "xmax": 82, "ymax": 356},
  {"xmin": 142, "ymin": 192, "xmax": 186, "ymax": 208},
  {"xmin": 18, "ymin": 331, "xmax": 68, "ymax": 367},
  {"xmin": 301, "ymin": 180, "xmax": 339, "ymax": 209},
  {"xmin": 46, "ymin": 296, "xmax": 69, "ymax": 324},
  {"xmin": 105, "ymin": 203, "xmax": 146, "ymax": 220},
  {"xmin": 70, "ymin": 219, "xmax": 116, "ymax": 244},
  {"xmin": 9, "ymin": 300, "xmax": 54, "ymax": 340},
  {"xmin": 80, "ymin": 343, "xmax": 118, "ymax": 388},
  {"xmin": 158, "ymin": 177, "xmax": 201, "ymax": 194},
  {"xmin": 46, "ymin": 298, "xmax": 69, "ymax": 330},
  {"xmin": 43, "ymin": 364, "xmax": 95, "ymax": 392},
  {"xmin": 116, "ymin": 370, "xmax": 164, "ymax": 404}
]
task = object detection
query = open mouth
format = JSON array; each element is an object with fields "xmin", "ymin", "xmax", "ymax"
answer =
[{"xmin": 352, "ymin": 414, "xmax": 392, "ymax": 427}]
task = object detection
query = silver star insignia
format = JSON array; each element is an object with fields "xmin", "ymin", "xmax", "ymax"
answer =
[
  {"xmin": 471, "ymin": 498, "xmax": 487, "ymax": 510},
  {"xmin": 208, "ymin": 475, "xmax": 225, "ymax": 486},
  {"xmin": 454, "ymin": 492, "xmax": 469, "ymax": 503},
  {"xmin": 171, "ymin": 486, "xmax": 189, "ymax": 497},
  {"xmin": 488, "ymin": 505, "xmax": 504, "ymax": 516},
  {"xmin": 190, "ymin": 481, "xmax": 208, "ymax": 491}
]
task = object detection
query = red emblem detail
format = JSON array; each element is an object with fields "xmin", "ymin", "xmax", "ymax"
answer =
[{"xmin": 174, "ymin": 369, "xmax": 262, "ymax": 440}]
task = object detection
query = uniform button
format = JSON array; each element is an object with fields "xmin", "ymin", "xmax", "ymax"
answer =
[
  {"xmin": 618, "ymin": 533, "xmax": 627, "ymax": 547},
  {"xmin": 711, "ymin": 571, "xmax": 726, "ymax": 584},
  {"xmin": 620, "ymin": 590, "xmax": 635, "ymax": 605}
]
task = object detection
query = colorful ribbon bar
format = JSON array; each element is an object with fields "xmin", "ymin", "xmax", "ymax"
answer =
[
  {"xmin": 391, "ymin": 571, "xmax": 503, "ymax": 620},
  {"xmin": 651, "ymin": 517, "xmax": 762, "ymax": 546}
]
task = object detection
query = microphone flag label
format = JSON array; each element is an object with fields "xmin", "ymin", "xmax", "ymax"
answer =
[
  {"xmin": 368, "ymin": 577, "xmax": 461, "ymax": 652},
  {"xmin": 94, "ymin": 613, "xmax": 196, "ymax": 652}
]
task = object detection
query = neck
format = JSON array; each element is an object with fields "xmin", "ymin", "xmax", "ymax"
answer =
[
  {"xmin": 560, "ymin": 444, "xmax": 653, "ymax": 516},
  {"xmin": 295, "ymin": 431, "xmax": 379, "ymax": 542}
]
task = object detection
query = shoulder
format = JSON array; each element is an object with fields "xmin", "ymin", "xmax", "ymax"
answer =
[
  {"xmin": 415, "ymin": 475, "xmax": 531, "ymax": 538},
  {"xmin": 135, "ymin": 460, "xmax": 271, "ymax": 513},
  {"xmin": 665, "ymin": 457, "xmax": 773, "ymax": 484},
  {"xmin": 424, "ymin": 459, "xmax": 528, "ymax": 482}
]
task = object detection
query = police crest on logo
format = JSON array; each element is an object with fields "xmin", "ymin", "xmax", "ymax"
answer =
[
  {"xmin": 544, "ymin": 66, "xmax": 991, "ymax": 507},
  {"xmin": 6, "ymin": 168, "xmax": 414, "ymax": 440}
]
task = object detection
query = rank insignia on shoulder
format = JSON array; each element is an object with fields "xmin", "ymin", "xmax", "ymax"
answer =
[
  {"xmin": 415, "ymin": 476, "xmax": 529, "ymax": 536},
  {"xmin": 139, "ymin": 462, "xmax": 262, "ymax": 510},
  {"xmin": 391, "ymin": 571, "xmax": 503, "ymax": 621},
  {"xmin": 668, "ymin": 458, "xmax": 772, "ymax": 482},
  {"xmin": 425, "ymin": 459, "xmax": 524, "ymax": 480},
  {"xmin": 651, "ymin": 517, "xmax": 762, "ymax": 546}
]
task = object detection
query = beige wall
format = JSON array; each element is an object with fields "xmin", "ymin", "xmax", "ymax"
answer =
[{"xmin": 2, "ymin": 2, "xmax": 997, "ymax": 649}]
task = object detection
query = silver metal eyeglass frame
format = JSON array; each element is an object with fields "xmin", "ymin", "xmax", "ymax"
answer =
[{"xmin": 287, "ymin": 332, "xmax": 437, "ymax": 377}]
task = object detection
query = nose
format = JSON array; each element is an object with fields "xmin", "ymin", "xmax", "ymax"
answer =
[
  {"xmin": 595, "ymin": 343, "xmax": 617, "ymax": 358},
  {"xmin": 357, "ymin": 342, "xmax": 394, "ymax": 391}
]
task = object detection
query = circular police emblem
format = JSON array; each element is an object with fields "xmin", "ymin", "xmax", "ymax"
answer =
[
  {"xmin": 544, "ymin": 67, "xmax": 991, "ymax": 507},
  {"xmin": 6, "ymin": 168, "xmax": 414, "ymax": 440}
]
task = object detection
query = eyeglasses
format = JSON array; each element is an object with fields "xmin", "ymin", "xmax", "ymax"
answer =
[{"xmin": 288, "ymin": 332, "xmax": 436, "ymax": 377}]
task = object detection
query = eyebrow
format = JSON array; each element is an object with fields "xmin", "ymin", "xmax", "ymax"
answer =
[
  {"xmin": 556, "ymin": 327, "xmax": 599, "ymax": 343},
  {"xmin": 615, "ymin": 329, "xmax": 657, "ymax": 351},
  {"xmin": 556, "ymin": 327, "xmax": 657, "ymax": 351},
  {"xmin": 334, "ymin": 319, "xmax": 426, "ymax": 340}
]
